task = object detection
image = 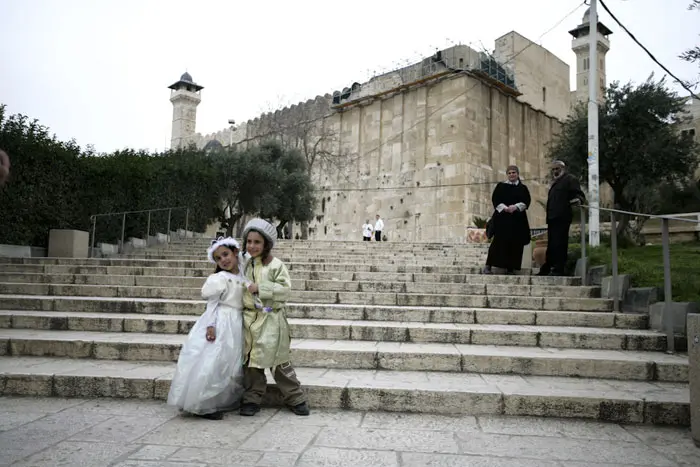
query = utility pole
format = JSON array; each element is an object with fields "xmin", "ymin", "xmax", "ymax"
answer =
[{"xmin": 588, "ymin": 0, "xmax": 601, "ymax": 247}]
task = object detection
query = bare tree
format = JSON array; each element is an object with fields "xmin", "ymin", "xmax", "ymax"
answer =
[{"xmin": 257, "ymin": 96, "xmax": 358, "ymax": 238}]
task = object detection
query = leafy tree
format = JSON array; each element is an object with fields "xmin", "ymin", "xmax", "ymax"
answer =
[
  {"xmin": 0, "ymin": 104, "xmax": 223, "ymax": 247},
  {"xmin": 546, "ymin": 77, "xmax": 700, "ymax": 241},
  {"xmin": 212, "ymin": 142, "xmax": 315, "ymax": 237},
  {"xmin": 680, "ymin": 1, "xmax": 700, "ymax": 68},
  {"xmin": 255, "ymin": 142, "xmax": 316, "ymax": 237}
]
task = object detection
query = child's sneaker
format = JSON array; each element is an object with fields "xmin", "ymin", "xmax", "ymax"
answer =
[
  {"xmin": 290, "ymin": 402, "xmax": 310, "ymax": 416},
  {"xmin": 239, "ymin": 403, "xmax": 261, "ymax": 416}
]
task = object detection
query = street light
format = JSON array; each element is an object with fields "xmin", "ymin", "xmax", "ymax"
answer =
[{"xmin": 228, "ymin": 119, "xmax": 236, "ymax": 147}]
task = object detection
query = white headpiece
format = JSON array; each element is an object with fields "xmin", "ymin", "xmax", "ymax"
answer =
[
  {"xmin": 242, "ymin": 218, "xmax": 277, "ymax": 248},
  {"xmin": 207, "ymin": 236, "xmax": 240, "ymax": 264}
]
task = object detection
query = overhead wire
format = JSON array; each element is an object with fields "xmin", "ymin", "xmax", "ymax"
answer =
[{"xmin": 598, "ymin": 0, "xmax": 700, "ymax": 100}]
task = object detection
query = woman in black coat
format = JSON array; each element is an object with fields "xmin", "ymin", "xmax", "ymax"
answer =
[{"xmin": 483, "ymin": 165, "xmax": 531, "ymax": 274}]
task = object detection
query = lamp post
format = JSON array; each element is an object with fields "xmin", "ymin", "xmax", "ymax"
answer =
[{"xmin": 587, "ymin": 0, "xmax": 600, "ymax": 247}]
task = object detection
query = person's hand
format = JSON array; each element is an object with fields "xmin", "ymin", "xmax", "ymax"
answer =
[
  {"xmin": 569, "ymin": 198, "xmax": 582, "ymax": 205},
  {"xmin": 247, "ymin": 283, "xmax": 259, "ymax": 294},
  {"xmin": 506, "ymin": 205, "xmax": 517, "ymax": 213},
  {"xmin": 206, "ymin": 326, "xmax": 216, "ymax": 342}
]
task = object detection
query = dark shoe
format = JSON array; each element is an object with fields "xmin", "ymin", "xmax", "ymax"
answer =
[
  {"xmin": 290, "ymin": 402, "xmax": 310, "ymax": 416},
  {"xmin": 548, "ymin": 270, "xmax": 563, "ymax": 277},
  {"xmin": 482, "ymin": 267, "xmax": 492, "ymax": 275},
  {"xmin": 199, "ymin": 411, "xmax": 224, "ymax": 420},
  {"xmin": 239, "ymin": 403, "xmax": 261, "ymax": 416}
]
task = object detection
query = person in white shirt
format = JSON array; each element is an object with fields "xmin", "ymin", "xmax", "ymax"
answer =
[
  {"xmin": 374, "ymin": 214, "xmax": 384, "ymax": 242},
  {"xmin": 362, "ymin": 220, "xmax": 373, "ymax": 241}
]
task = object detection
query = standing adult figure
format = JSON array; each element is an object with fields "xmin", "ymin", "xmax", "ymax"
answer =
[
  {"xmin": 374, "ymin": 214, "xmax": 384, "ymax": 242},
  {"xmin": 537, "ymin": 160, "xmax": 586, "ymax": 276},
  {"xmin": 362, "ymin": 219, "xmax": 373, "ymax": 241},
  {"xmin": 483, "ymin": 165, "xmax": 531, "ymax": 275}
]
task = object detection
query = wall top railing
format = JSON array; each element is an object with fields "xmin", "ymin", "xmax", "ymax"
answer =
[
  {"xmin": 89, "ymin": 206, "xmax": 190, "ymax": 256},
  {"xmin": 89, "ymin": 206, "xmax": 188, "ymax": 219},
  {"xmin": 577, "ymin": 203, "xmax": 700, "ymax": 355}
]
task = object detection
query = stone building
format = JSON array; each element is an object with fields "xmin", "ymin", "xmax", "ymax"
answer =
[{"xmin": 168, "ymin": 12, "xmax": 617, "ymax": 242}]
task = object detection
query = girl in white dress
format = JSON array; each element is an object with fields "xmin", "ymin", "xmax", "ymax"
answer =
[{"xmin": 167, "ymin": 237, "xmax": 247, "ymax": 420}]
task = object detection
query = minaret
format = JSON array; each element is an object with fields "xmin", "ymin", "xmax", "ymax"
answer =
[
  {"xmin": 168, "ymin": 72, "xmax": 204, "ymax": 149},
  {"xmin": 569, "ymin": 8, "xmax": 612, "ymax": 104}
]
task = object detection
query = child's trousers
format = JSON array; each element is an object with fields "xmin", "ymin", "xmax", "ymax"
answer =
[{"xmin": 242, "ymin": 362, "xmax": 306, "ymax": 407}]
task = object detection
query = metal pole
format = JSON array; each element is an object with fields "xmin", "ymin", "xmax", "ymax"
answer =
[
  {"xmin": 167, "ymin": 209, "xmax": 172, "ymax": 243},
  {"xmin": 146, "ymin": 211, "xmax": 151, "ymax": 242},
  {"xmin": 587, "ymin": 0, "xmax": 601, "ymax": 247},
  {"xmin": 185, "ymin": 208, "xmax": 189, "ymax": 238},
  {"xmin": 120, "ymin": 213, "xmax": 126, "ymax": 254},
  {"xmin": 580, "ymin": 205, "xmax": 587, "ymax": 286},
  {"xmin": 661, "ymin": 218, "xmax": 675, "ymax": 353},
  {"xmin": 611, "ymin": 211, "xmax": 619, "ymax": 312},
  {"xmin": 90, "ymin": 216, "xmax": 96, "ymax": 258}
]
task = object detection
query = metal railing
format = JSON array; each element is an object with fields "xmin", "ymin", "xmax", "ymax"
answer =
[
  {"xmin": 89, "ymin": 207, "xmax": 189, "ymax": 256},
  {"xmin": 577, "ymin": 204, "xmax": 700, "ymax": 353}
]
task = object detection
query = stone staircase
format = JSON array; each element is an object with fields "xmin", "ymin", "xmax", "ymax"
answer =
[{"xmin": 0, "ymin": 239, "xmax": 690, "ymax": 425}]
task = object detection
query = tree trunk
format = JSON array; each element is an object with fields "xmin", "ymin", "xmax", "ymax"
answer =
[
  {"xmin": 226, "ymin": 213, "xmax": 243, "ymax": 237},
  {"xmin": 276, "ymin": 219, "xmax": 288, "ymax": 239},
  {"xmin": 301, "ymin": 220, "xmax": 309, "ymax": 240}
]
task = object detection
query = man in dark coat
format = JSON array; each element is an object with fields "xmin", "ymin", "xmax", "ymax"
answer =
[
  {"xmin": 483, "ymin": 165, "xmax": 531, "ymax": 275},
  {"xmin": 537, "ymin": 160, "xmax": 586, "ymax": 276}
]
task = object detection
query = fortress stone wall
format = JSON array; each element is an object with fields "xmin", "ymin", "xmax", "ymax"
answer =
[{"xmin": 191, "ymin": 71, "xmax": 559, "ymax": 242}]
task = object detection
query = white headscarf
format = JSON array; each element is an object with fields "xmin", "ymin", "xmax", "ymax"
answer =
[{"xmin": 206, "ymin": 236, "xmax": 241, "ymax": 264}]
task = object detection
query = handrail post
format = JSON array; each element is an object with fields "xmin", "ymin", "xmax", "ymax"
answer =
[
  {"xmin": 661, "ymin": 217, "xmax": 675, "ymax": 353},
  {"xmin": 146, "ymin": 211, "xmax": 151, "ymax": 243},
  {"xmin": 120, "ymin": 213, "xmax": 126, "ymax": 254},
  {"xmin": 185, "ymin": 208, "xmax": 190, "ymax": 238},
  {"xmin": 90, "ymin": 216, "xmax": 96, "ymax": 258},
  {"xmin": 167, "ymin": 209, "xmax": 172, "ymax": 243},
  {"xmin": 611, "ymin": 210, "xmax": 619, "ymax": 312},
  {"xmin": 580, "ymin": 204, "xmax": 587, "ymax": 286}
]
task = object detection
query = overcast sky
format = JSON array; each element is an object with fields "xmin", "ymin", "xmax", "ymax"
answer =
[{"xmin": 1, "ymin": 0, "xmax": 697, "ymax": 153}]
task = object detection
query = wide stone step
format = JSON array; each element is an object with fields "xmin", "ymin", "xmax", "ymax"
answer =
[
  {"xmin": 0, "ymin": 356, "xmax": 688, "ymax": 425},
  {"xmin": 0, "ymin": 284, "xmax": 611, "ymax": 310},
  {"xmin": 143, "ymin": 250, "xmax": 488, "ymax": 257},
  {"xmin": 0, "ymin": 318, "xmax": 671, "ymax": 364},
  {"xmin": 0, "ymin": 261, "xmax": 488, "ymax": 275},
  {"xmin": 0, "ymin": 276, "xmax": 598, "ymax": 298},
  {"xmin": 122, "ymin": 256, "xmax": 487, "ymax": 266},
  {"xmin": 0, "ymin": 328, "xmax": 684, "ymax": 379},
  {"xmin": 122, "ymin": 251, "xmax": 487, "ymax": 258},
  {"xmin": 175, "ymin": 243, "xmax": 489, "ymax": 250},
  {"xmin": 0, "ymin": 313, "xmax": 680, "ymax": 381},
  {"xmin": 0, "ymin": 269, "xmax": 577, "ymax": 285},
  {"xmin": 0, "ymin": 303, "xmax": 648, "ymax": 328}
]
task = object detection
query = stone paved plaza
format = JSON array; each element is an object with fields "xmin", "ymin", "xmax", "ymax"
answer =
[{"xmin": 0, "ymin": 396, "xmax": 697, "ymax": 467}]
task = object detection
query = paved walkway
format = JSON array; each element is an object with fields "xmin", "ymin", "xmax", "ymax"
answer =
[{"xmin": 0, "ymin": 397, "xmax": 696, "ymax": 466}]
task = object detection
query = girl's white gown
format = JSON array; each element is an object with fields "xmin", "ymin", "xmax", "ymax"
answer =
[{"xmin": 167, "ymin": 270, "xmax": 246, "ymax": 415}]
